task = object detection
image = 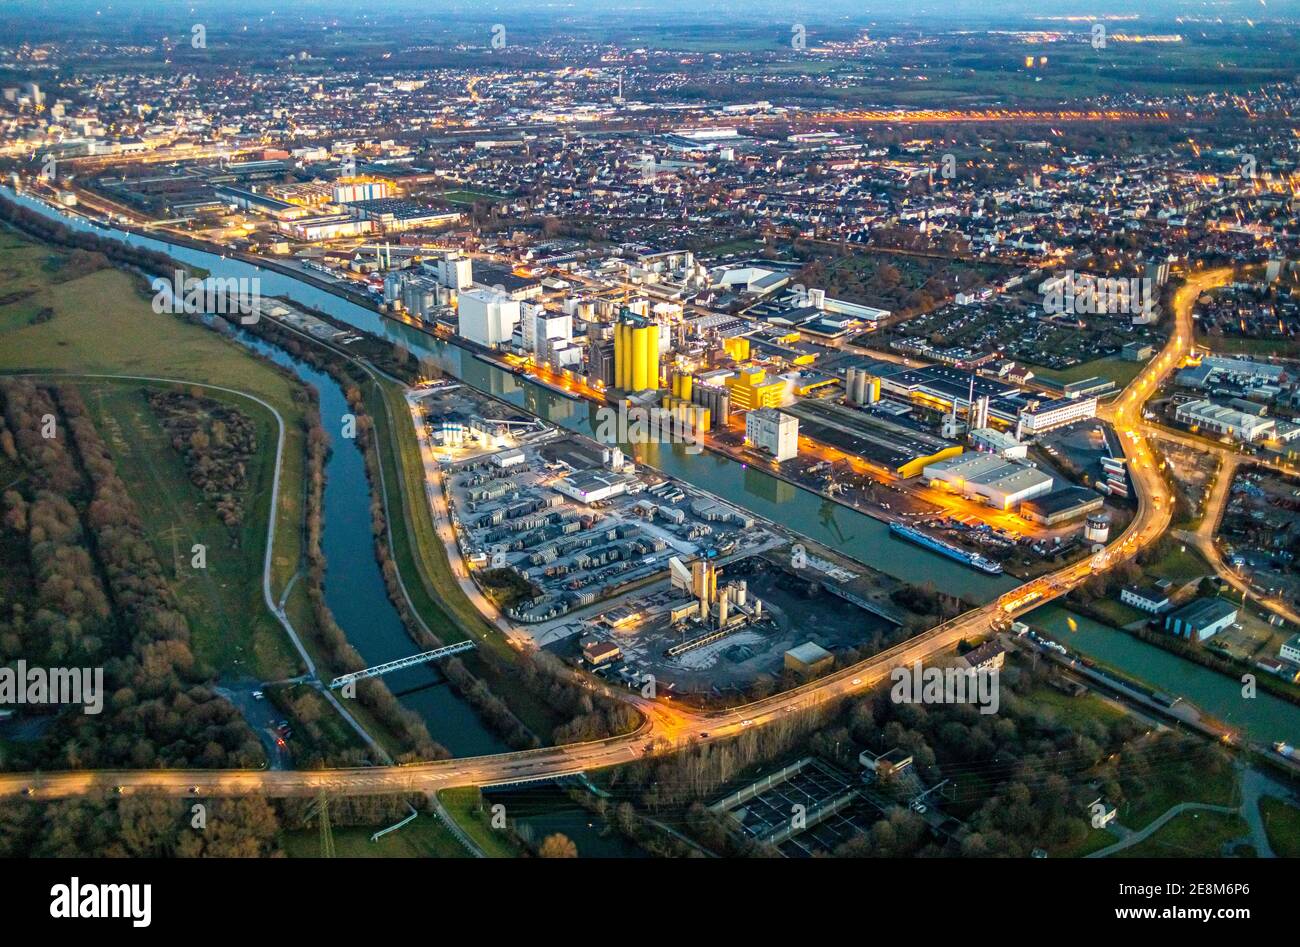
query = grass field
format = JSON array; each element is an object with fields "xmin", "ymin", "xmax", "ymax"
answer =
[
  {"xmin": 1197, "ymin": 333, "xmax": 1300, "ymax": 359},
  {"xmin": 1087, "ymin": 598, "xmax": 1149, "ymax": 628},
  {"xmin": 1119, "ymin": 766, "xmax": 1239, "ymax": 833},
  {"xmin": 1115, "ymin": 810, "xmax": 1252, "ymax": 858},
  {"xmin": 437, "ymin": 787, "xmax": 524, "ymax": 857},
  {"xmin": 1023, "ymin": 685, "xmax": 1128, "ymax": 732},
  {"xmin": 1259, "ymin": 797, "xmax": 1300, "ymax": 858},
  {"xmin": 78, "ymin": 382, "xmax": 300, "ymax": 678},
  {"xmin": 1143, "ymin": 543, "xmax": 1212, "ymax": 585},
  {"xmin": 0, "ymin": 224, "xmax": 313, "ymax": 678},
  {"xmin": 371, "ymin": 377, "xmax": 516, "ymax": 652},
  {"xmin": 281, "ymin": 814, "xmax": 469, "ymax": 858}
]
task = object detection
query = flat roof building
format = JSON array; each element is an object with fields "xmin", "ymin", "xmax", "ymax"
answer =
[
  {"xmin": 1175, "ymin": 399, "xmax": 1276, "ymax": 443},
  {"xmin": 784, "ymin": 641, "xmax": 834, "ymax": 676},
  {"xmin": 785, "ymin": 399, "xmax": 963, "ymax": 478},
  {"xmin": 1016, "ymin": 396, "xmax": 1098, "ymax": 437},
  {"xmin": 923, "ymin": 453, "xmax": 1053, "ymax": 510},
  {"xmin": 1163, "ymin": 597, "xmax": 1238, "ymax": 641},
  {"xmin": 1019, "ymin": 486, "xmax": 1105, "ymax": 525}
]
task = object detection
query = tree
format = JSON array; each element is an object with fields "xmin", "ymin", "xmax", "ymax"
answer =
[{"xmin": 538, "ymin": 833, "xmax": 578, "ymax": 858}]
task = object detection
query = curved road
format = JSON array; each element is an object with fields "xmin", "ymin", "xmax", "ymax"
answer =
[{"xmin": 0, "ymin": 268, "xmax": 1233, "ymax": 801}]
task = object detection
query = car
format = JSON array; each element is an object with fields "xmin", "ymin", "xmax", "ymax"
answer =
[
  {"xmin": 740, "ymin": 719, "xmax": 753, "ymax": 727},
  {"xmin": 189, "ymin": 786, "xmax": 201, "ymax": 795},
  {"xmin": 114, "ymin": 785, "xmax": 125, "ymax": 794},
  {"xmin": 252, "ymin": 690, "xmax": 264, "ymax": 700},
  {"xmin": 851, "ymin": 678, "xmax": 862, "ymax": 686},
  {"xmin": 911, "ymin": 802, "xmax": 927, "ymax": 814},
  {"xmin": 699, "ymin": 732, "xmax": 709, "ymax": 738}
]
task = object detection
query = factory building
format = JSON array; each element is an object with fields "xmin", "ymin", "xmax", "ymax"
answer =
[
  {"xmin": 332, "ymin": 179, "xmax": 392, "ymax": 204},
  {"xmin": 784, "ymin": 642, "xmax": 834, "ymax": 676},
  {"xmin": 844, "ymin": 366, "xmax": 881, "ymax": 406},
  {"xmin": 745, "ymin": 408, "xmax": 799, "ymax": 463},
  {"xmin": 422, "ymin": 251, "xmax": 474, "ymax": 291},
  {"xmin": 786, "ymin": 399, "xmax": 962, "ymax": 479},
  {"xmin": 1015, "ymin": 396, "xmax": 1098, "ymax": 438},
  {"xmin": 458, "ymin": 287, "xmax": 520, "ymax": 348},
  {"xmin": 969, "ymin": 427, "xmax": 1027, "ymax": 459},
  {"xmin": 923, "ymin": 453, "xmax": 1054, "ymax": 510},
  {"xmin": 587, "ymin": 340, "xmax": 616, "ymax": 388},
  {"xmin": 1163, "ymin": 597, "xmax": 1239, "ymax": 642},
  {"xmin": 724, "ymin": 366, "xmax": 788, "ymax": 411},
  {"xmin": 614, "ymin": 313, "xmax": 661, "ymax": 391},
  {"xmin": 1174, "ymin": 398, "xmax": 1276, "ymax": 443},
  {"xmin": 1019, "ymin": 486, "xmax": 1105, "ymax": 526}
]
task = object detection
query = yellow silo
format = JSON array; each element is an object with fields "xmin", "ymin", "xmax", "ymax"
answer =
[{"xmin": 631, "ymin": 323, "xmax": 649, "ymax": 391}]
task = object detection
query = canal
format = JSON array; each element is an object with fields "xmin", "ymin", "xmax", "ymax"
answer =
[{"xmin": 1029, "ymin": 604, "xmax": 1300, "ymax": 745}]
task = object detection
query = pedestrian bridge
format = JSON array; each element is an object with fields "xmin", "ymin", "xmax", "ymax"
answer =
[{"xmin": 328, "ymin": 640, "xmax": 476, "ymax": 689}]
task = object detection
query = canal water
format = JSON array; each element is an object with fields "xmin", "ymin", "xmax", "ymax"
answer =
[
  {"xmin": 1029, "ymin": 605, "xmax": 1300, "ymax": 745},
  {"xmin": 2, "ymin": 188, "xmax": 1017, "ymax": 604}
]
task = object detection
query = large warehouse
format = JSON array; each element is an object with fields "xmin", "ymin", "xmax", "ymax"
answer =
[
  {"xmin": 785, "ymin": 399, "xmax": 963, "ymax": 478},
  {"xmin": 922, "ymin": 453, "xmax": 1054, "ymax": 509}
]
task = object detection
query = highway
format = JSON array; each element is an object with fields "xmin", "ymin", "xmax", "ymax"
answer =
[{"xmin": 0, "ymin": 258, "xmax": 1236, "ymax": 801}]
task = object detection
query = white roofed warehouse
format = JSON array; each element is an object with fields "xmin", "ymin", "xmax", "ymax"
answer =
[{"xmin": 922, "ymin": 453, "xmax": 1053, "ymax": 510}]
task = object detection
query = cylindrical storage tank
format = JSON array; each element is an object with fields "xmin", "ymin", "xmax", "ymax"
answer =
[
  {"xmin": 1084, "ymin": 512, "xmax": 1111, "ymax": 544},
  {"xmin": 648, "ymin": 324, "xmax": 660, "ymax": 389},
  {"xmin": 855, "ymin": 372, "xmax": 868, "ymax": 405},
  {"xmin": 679, "ymin": 373, "xmax": 693, "ymax": 402},
  {"xmin": 845, "ymin": 367, "xmax": 859, "ymax": 403},
  {"xmin": 632, "ymin": 325, "xmax": 649, "ymax": 391},
  {"xmin": 615, "ymin": 323, "xmax": 627, "ymax": 389}
]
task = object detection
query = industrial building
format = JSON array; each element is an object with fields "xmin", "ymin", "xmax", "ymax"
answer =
[
  {"xmin": 724, "ymin": 366, "xmax": 788, "ymax": 411},
  {"xmin": 343, "ymin": 198, "xmax": 460, "ymax": 232},
  {"xmin": 1015, "ymin": 396, "xmax": 1098, "ymax": 437},
  {"xmin": 1018, "ymin": 486, "xmax": 1105, "ymax": 526},
  {"xmin": 614, "ymin": 313, "xmax": 661, "ymax": 391},
  {"xmin": 458, "ymin": 287, "xmax": 521, "ymax": 348},
  {"xmin": 787, "ymin": 399, "xmax": 963, "ymax": 478},
  {"xmin": 1163, "ymin": 597, "xmax": 1238, "ymax": 641},
  {"xmin": 1121, "ymin": 585, "xmax": 1171, "ymax": 614},
  {"xmin": 745, "ymin": 408, "xmax": 799, "ymax": 463},
  {"xmin": 969, "ymin": 427, "xmax": 1027, "ymax": 459},
  {"xmin": 1174, "ymin": 398, "xmax": 1276, "ymax": 442},
  {"xmin": 923, "ymin": 453, "xmax": 1054, "ymax": 510},
  {"xmin": 876, "ymin": 364, "xmax": 1019, "ymax": 419},
  {"xmin": 784, "ymin": 642, "xmax": 835, "ymax": 676}
]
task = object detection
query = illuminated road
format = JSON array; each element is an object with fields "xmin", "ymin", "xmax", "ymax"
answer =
[{"xmin": 0, "ymin": 258, "xmax": 1234, "ymax": 801}]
